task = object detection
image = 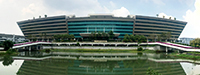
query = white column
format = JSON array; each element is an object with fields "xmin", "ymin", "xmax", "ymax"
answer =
[
  {"xmin": 87, "ymin": 27, "xmax": 88, "ymax": 33},
  {"xmin": 29, "ymin": 46, "xmax": 31, "ymax": 51},
  {"xmin": 166, "ymin": 47, "xmax": 168, "ymax": 53}
]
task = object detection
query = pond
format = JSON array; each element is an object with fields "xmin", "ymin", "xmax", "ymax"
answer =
[{"xmin": 1, "ymin": 51, "xmax": 200, "ymax": 75}]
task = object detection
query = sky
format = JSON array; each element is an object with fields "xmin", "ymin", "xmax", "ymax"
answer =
[{"xmin": 0, "ymin": 0, "xmax": 199, "ymax": 38}]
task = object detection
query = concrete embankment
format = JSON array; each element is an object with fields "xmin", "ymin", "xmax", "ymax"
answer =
[
  {"xmin": 43, "ymin": 46, "xmax": 156, "ymax": 50},
  {"xmin": 0, "ymin": 47, "xmax": 3, "ymax": 50}
]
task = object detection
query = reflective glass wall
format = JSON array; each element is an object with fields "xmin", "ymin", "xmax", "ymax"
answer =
[{"xmin": 68, "ymin": 21, "xmax": 133, "ymax": 38}]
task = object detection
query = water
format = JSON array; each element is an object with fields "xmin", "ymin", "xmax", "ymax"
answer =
[{"xmin": 1, "ymin": 51, "xmax": 200, "ymax": 75}]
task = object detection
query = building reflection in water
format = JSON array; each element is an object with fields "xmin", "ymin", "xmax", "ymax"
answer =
[{"xmin": 14, "ymin": 51, "xmax": 190, "ymax": 75}]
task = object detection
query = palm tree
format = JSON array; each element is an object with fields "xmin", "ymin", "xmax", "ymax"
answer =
[
  {"xmin": 44, "ymin": 33, "xmax": 47, "ymax": 41},
  {"xmin": 27, "ymin": 34, "xmax": 33, "ymax": 42},
  {"xmin": 166, "ymin": 32, "xmax": 171, "ymax": 42},
  {"xmin": 108, "ymin": 31, "xmax": 114, "ymax": 40},
  {"xmin": 149, "ymin": 33, "xmax": 156, "ymax": 42},
  {"xmin": 161, "ymin": 32, "xmax": 167, "ymax": 42},
  {"xmin": 39, "ymin": 33, "xmax": 43, "ymax": 41}
]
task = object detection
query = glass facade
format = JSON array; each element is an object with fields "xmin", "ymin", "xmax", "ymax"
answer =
[
  {"xmin": 68, "ymin": 21, "xmax": 134, "ymax": 38},
  {"xmin": 17, "ymin": 15, "xmax": 187, "ymax": 39},
  {"xmin": 17, "ymin": 16, "xmax": 67, "ymax": 37},
  {"xmin": 135, "ymin": 15, "xmax": 187, "ymax": 38}
]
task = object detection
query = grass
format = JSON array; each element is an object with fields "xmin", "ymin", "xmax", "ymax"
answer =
[
  {"xmin": 40, "ymin": 49, "xmax": 156, "ymax": 53},
  {"xmin": 0, "ymin": 50, "xmax": 18, "ymax": 56},
  {"xmin": 170, "ymin": 53, "xmax": 200, "ymax": 60},
  {"xmin": 0, "ymin": 51, "xmax": 7, "ymax": 56}
]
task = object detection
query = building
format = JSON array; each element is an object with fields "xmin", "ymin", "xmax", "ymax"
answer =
[
  {"xmin": 17, "ymin": 14, "xmax": 187, "ymax": 41},
  {"xmin": 179, "ymin": 38, "xmax": 194, "ymax": 45},
  {"xmin": 0, "ymin": 33, "xmax": 26, "ymax": 43}
]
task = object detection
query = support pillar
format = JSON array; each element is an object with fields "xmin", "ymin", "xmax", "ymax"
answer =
[
  {"xmin": 103, "ymin": 44, "xmax": 105, "ymax": 47},
  {"xmin": 166, "ymin": 47, "xmax": 168, "ymax": 53},
  {"xmin": 36, "ymin": 45, "xmax": 38, "ymax": 50},
  {"xmin": 29, "ymin": 46, "xmax": 31, "ymax": 51},
  {"xmin": 115, "ymin": 44, "xmax": 117, "ymax": 47}
]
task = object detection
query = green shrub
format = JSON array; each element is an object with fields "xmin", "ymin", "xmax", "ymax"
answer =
[
  {"xmin": 137, "ymin": 47, "xmax": 143, "ymax": 51},
  {"xmin": 77, "ymin": 42, "xmax": 80, "ymax": 46},
  {"xmin": 44, "ymin": 49, "xmax": 51, "ymax": 53},
  {"xmin": 137, "ymin": 52, "xmax": 143, "ymax": 56},
  {"xmin": 146, "ymin": 67, "xmax": 162, "ymax": 75},
  {"xmin": 6, "ymin": 49, "xmax": 16, "ymax": 54}
]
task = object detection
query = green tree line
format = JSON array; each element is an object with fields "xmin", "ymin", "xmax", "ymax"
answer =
[
  {"xmin": 27, "ymin": 34, "xmax": 75, "ymax": 42},
  {"xmin": 90, "ymin": 31, "xmax": 114, "ymax": 40},
  {"xmin": 148, "ymin": 32, "xmax": 171, "ymax": 42},
  {"xmin": 53, "ymin": 34, "xmax": 75, "ymax": 42},
  {"xmin": 190, "ymin": 38, "xmax": 200, "ymax": 47},
  {"xmin": 123, "ymin": 34, "xmax": 147, "ymax": 42}
]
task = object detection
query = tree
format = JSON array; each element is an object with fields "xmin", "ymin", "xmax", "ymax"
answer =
[
  {"xmin": 27, "ymin": 34, "xmax": 33, "ymax": 42},
  {"xmin": 3, "ymin": 55, "xmax": 13, "ymax": 66},
  {"xmin": 135, "ymin": 35, "xmax": 146, "ymax": 46},
  {"xmin": 39, "ymin": 33, "xmax": 44, "ymax": 41},
  {"xmin": 53, "ymin": 34, "xmax": 74, "ymax": 42},
  {"xmin": 146, "ymin": 67, "xmax": 162, "ymax": 75},
  {"xmin": 3, "ymin": 40, "xmax": 14, "ymax": 51},
  {"xmin": 190, "ymin": 38, "xmax": 200, "ymax": 47},
  {"xmin": 97, "ymin": 31, "xmax": 101, "ymax": 39},
  {"xmin": 166, "ymin": 32, "xmax": 171, "ymax": 42},
  {"xmin": 108, "ymin": 31, "xmax": 114, "ymax": 40},
  {"xmin": 149, "ymin": 33, "xmax": 156, "ymax": 42},
  {"xmin": 130, "ymin": 34, "xmax": 136, "ymax": 42},
  {"xmin": 32, "ymin": 35, "xmax": 37, "ymax": 42},
  {"xmin": 157, "ymin": 35, "xmax": 162, "ymax": 42},
  {"xmin": 102, "ymin": 32, "xmax": 107, "ymax": 40},
  {"xmin": 44, "ymin": 33, "xmax": 47, "ymax": 41},
  {"xmin": 123, "ymin": 34, "xmax": 130, "ymax": 42},
  {"xmin": 160, "ymin": 32, "xmax": 167, "ymax": 41}
]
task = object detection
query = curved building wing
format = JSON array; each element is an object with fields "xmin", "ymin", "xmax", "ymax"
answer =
[{"xmin": 17, "ymin": 14, "xmax": 187, "ymax": 40}]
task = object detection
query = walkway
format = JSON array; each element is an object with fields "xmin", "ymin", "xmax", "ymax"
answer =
[{"xmin": 12, "ymin": 41, "xmax": 200, "ymax": 52}]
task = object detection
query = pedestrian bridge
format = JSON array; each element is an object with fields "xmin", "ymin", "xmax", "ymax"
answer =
[{"xmin": 12, "ymin": 41, "xmax": 200, "ymax": 52}]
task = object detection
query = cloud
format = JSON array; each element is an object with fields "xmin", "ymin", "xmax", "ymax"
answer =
[
  {"xmin": 152, "ymin": 0, "xmax": 165, "ymax": 5},
  {"xmin": 180, "ymin": 0, "xmax": 200, "ymax": 38},
  {"xmin": 141, "ymin": 0, "xmax": 165, "ymax": 5},
  {"xmin": 0, "ymin": 0, "xmax": 131, "ymax": 35},
  {"xmin": 22, "ymin": 3, "xmax": 44, "ymax": 15},
  {"xmin": 110, "ymin": 1, "xmax": 116, "ymax": 8},
  {"xmin": 0, "ymin": 0, "xmax": 4, "ymax": 3},
  {"xmin": 112, "ymin": 7, "xmax": 130, "ymax": 17},
  {"xmin": 43, "ymin": 0, "xmax": 111, "ymax": 16}
]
